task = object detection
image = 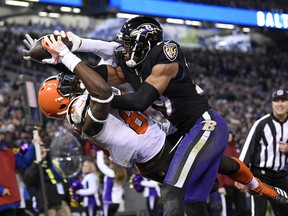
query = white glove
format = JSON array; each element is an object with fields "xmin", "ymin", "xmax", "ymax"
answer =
[
  {"xmin": 41, "ymin": 34, "xmax": 71, "ymax": 64},
  {"xmin": 53, "ymin": 30, "xmax": 82, "ymax": 52},
  {"xmin": 22, "ymin": 34, "xmax": 41, "ymax": 62}
]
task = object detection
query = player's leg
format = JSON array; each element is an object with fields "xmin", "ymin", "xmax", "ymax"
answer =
[
  {"xmin": 185, "ymin": 202, "xmax": 209, "ymax": 216},
  {"xmin": 161, "ymin": 184, "xmax": 185, "ymax": 216},
  {"xmin": 218, "ymin": 155, "xmax": 255, "ymax": 185},
  {"xmin": 162, "ymin": 110, "xmax": 228, "ymax": 216},
  {"xmin": 219, "ymin": 155, "xmax": 288, "ymax": 204}
]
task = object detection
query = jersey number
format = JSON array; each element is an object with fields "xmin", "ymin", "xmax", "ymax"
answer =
[{"xmin": 118, "ymin": 110, "xmax": 148, "ymax": 134}]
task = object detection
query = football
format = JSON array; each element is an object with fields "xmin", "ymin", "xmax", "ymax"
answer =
[{"xmin": 28, "ymin": 35, "xmax": 73, "ymax": 62}]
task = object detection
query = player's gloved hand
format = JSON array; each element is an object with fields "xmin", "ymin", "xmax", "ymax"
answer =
[
  {"xmin": 22, "ymin": 34, "xmax": 41, "ymax": 63},
  {"xmin": 41, "ymin": 34, "xmax": 71, "ymax": 64},
  {"xmin": 54, "ymin": 30, "xmax": 82, "ymax": 52}
]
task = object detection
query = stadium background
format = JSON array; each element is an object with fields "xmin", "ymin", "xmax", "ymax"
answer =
[{"xmin": 0, "ymin": 0, "xmax": 288, "ymax": 215}]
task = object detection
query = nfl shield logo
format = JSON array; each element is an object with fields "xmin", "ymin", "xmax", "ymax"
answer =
[{"xmin": 163, "ymin": 43, "xmax": 178, "ymax": 61}]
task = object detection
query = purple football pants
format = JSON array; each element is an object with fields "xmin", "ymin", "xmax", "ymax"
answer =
[{"xmin": 164, "ymin": 109, "xmax": 229, "ymax": 203}]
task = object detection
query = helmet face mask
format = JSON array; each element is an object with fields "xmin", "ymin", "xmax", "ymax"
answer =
[
  {"xmin": 38, "ymin": 73, "xmax": 85, "ymax": 119},
  {"xmin": 58, "ymin": 73, "xmax": 84, "ymax": 97},
  {"xmin": 123, "ymin": 40, "xmax": 149, "ymax": 65},
  {"xmin": 116, "ymin": 16, "xmax": 163, "ymax": 67}
]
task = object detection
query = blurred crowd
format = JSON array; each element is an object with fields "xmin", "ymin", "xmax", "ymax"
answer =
[{"xmin": 183, "ymin": 46, "xmax": 288, "ymax": 144}]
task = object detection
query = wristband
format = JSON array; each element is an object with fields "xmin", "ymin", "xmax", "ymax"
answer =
[
  {"xmin": 90, "ymin": 93, "xmax": 114, "ymax": 104},
  {"xmin": 62, "ymin": 52, "xmax": 82, "ymax": 72}
]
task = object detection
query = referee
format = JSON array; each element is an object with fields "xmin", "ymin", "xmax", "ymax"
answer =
[{"xmin": 240, "ymin": 89, "xmax": 288, "ymax": 216}]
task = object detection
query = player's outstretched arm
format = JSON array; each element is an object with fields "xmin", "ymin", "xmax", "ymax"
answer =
[
  {"xmin": 41, "ymin": 34, "xmax": 113, "ymax": 135},
  {"xmin": 54, "ymin": 30, "xmax": 120, "ymax": 57}
]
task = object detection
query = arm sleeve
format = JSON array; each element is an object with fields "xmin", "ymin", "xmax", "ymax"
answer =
[
  {"xmin": 78, "ymin": 174, "xmax": 98, "ymax": 196},
  {"xmin": 96, "ymin": 151, "xmax": 115, "ymax": 178},
  {"xmin": 111, "ymin": 82, "xmax": 160, "ymax": 111},
  {"xmin": 79, "ymin": 39, "xmax": 119, "ymax": 58}
]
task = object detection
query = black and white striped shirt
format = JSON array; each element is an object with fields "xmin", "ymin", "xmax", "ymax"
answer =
[{"xmin": 239, "ymin": 113, "xmax": 288, "ymax": 172}]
